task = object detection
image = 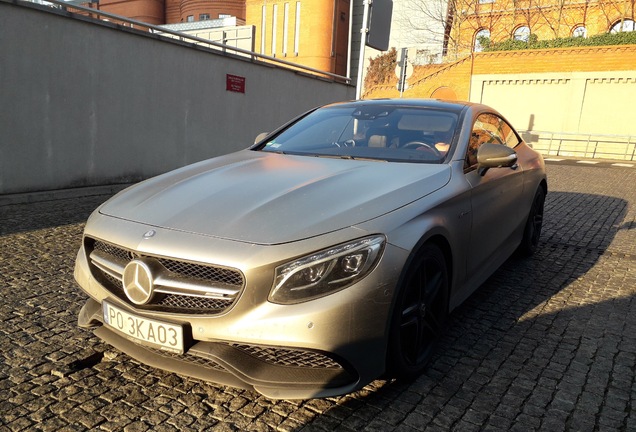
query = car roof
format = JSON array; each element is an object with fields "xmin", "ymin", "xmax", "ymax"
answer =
[{"xmin": 323, "ymin": 98, "xmax": 480, "ymax": 113}]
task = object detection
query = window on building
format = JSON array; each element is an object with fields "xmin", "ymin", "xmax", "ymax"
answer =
[
  {"xmin": 186, "ymin": 15, "xmax": 194, "ymax": 22},
  {"xmin": 199, "ymin": 13, "xmax": 210, "ymax": 21},
  {"xmin": 283, "ymin": 3, "xmax": 289, "ymax": 56},
  {"xmin": 261, "ymin": 6, "xmax": 266, "ymax": 54},
  {"xmin": 610, "ymin": 19, "xmax": 636, "ymax": 33},
  {"xmin": 294, "ymin": 2, "xmax": 301, "ymax": 55},
  {"xmin": 272, "ymin": 4, "xmax": 278, "ymax": 56},
  {"xmin": 474, "ymin": 29, "xmax": 490, "ymax": 52},
  {"xmin": 572, "ymin": 25, "xmax": 587, "ymax": 38},
  {"xmin": 513, "ymin": 26, "xmax": 531, "ymax": 42}
]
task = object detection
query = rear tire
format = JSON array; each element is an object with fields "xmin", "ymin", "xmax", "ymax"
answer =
[
  {"xmin": 518, "ymin": 187, "xmax": 545, "ymax": 256},
  {"xmin": 387, "ymin": 243, "xmax": 449, "ymax": 380}
]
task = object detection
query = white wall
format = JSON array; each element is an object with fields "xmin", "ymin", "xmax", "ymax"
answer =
[{"xmin": 470, "ymin": 71, "xmax": 636, "ymax": 136}]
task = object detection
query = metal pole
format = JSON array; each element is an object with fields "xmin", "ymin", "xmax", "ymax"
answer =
[
  {"xmin": 355, "ymin": 0, "xmax": 371, "ymax": 100},
  {"xmin": 399, "ymin": 48, "xmax": 406, "ymax": 98},
  {"xmin": 346, "ymin": 0, "xmax": 354, "ymax": 80}
]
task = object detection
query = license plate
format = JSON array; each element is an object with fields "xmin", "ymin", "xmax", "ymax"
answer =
[{"xmin": 102, "ymin": 301, "xmax": 184, "ymax": 354}]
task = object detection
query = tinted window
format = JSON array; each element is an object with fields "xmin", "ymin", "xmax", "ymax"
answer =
[
  {"xmin": 259, "ymin": 105, "xmax": 459, "ymax": 164},
  {"xmin": 466, "ymin": 113, "xmax": 519, "ymax": 168}
]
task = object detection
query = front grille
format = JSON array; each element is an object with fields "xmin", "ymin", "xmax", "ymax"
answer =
[
  {"xmin": 95, "ymin": 241, "xmax": 135, "ymax": 262},
  {"xmin": 231, "ymin": 344, "xmax": 343, "ymax": 369},
  {"xmin": 149, "ymin": 343, "xmax": 343, "ymax": 371},
  {"xmin": 157, "ymin": 258, "xmax": 243, "ymax": 287},
  {"xmin": 86, "ymin": 238, "xmax": 244, "ymax": 314},
  {"xmin": 145, "ymin": 347, "xmax": 227, "ymax": 372},
  {"xmin": 155, "ymin": 294, "xmax": 232, "ymax": 311}
]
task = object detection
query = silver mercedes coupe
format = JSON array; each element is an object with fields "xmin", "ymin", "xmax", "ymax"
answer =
[{"xmin": 74, "ymin": 99, "xmax": 547, "ymax": 399}]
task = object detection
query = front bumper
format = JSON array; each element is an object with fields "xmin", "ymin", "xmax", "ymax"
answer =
[
  {"xmin": 74, "ymin": 216, "xmax": 407, "ymax": 399},
  {"xmin": 79, "ymin": 297, "xmax": 361, "ymax": 399}
]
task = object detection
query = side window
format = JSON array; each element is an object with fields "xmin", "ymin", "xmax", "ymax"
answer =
[
  {"xmin": 466, "ymin": 113, "xmax": 517, "ymax": 168},
  {"xmin": 499, "ymin": 119, "xmax": 521, "ymax": 148}
]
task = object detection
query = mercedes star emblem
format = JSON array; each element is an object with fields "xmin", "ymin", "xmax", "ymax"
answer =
[
  {"xmin": 142, "ymin": 229, "xmax": 156, "ymax": 239},
  {"xmin": 122, "ymin": 259, "xmax": 155, "ymax": 305}
]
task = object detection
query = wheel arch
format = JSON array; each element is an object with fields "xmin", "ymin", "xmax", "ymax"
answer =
[
  {"xmin": 386, "ymin": 232, "xmax": 453, "ymax": 330},
  {"xmin": 383, "ymin": 233, "xmax": 452, "ymax": 378},
  {"xmin": 402, "ymin": 233, "xmax": 453, "ymax": 302}
]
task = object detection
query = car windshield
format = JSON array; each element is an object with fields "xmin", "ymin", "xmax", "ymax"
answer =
[{"xmin": 257, "ymin": 105, "xmax": 459, "ymax": 163}]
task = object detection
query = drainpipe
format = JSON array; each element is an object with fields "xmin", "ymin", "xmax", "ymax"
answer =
[
  {"xmin": 346, "ymin": 0, "xmax": 354, "ymax": 80},
  {"xmin": 332, "ymin": 0, "xmax": 338, "ymax": 73},
  {"xmin": 355, "ymin": 0, "xmax": 371, "ymax": 99}
]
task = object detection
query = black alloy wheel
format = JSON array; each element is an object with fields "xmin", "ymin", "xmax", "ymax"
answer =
[
  {"xmin": 388, "ymin": 243, "xmax": 448, "ymax": 379},
  {"xmin": 518, "ymin": 186, "xmax": 545, "ymax": 256}
]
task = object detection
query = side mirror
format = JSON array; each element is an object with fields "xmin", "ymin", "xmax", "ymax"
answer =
[
  {"xmin": 254, "ymin": 132, "xmax": 269, "ymax": 144},
  {"xmin": 477, "ymin": 143, "xmax": 518, "ymax": 176}
]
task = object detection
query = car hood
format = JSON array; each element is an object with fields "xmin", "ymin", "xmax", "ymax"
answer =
[{"xmin": 99, "ymin": 151, "xmax": 451, "ymax": 245}]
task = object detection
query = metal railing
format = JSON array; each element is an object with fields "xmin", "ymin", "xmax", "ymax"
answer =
[
  {"xmin": 16, "ymin": 0, "xmax": 351, "ymax": 84},
  {"xmin": 519, "ymin": 130, "xmax": 636, "ymax": 161}
]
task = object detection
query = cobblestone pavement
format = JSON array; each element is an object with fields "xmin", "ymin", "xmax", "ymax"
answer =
[{"xmin": 1, "ymin": 162, "xmax": 635, "ymax": 432}]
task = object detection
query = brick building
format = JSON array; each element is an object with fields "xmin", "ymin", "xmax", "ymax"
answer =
[
  {"xmin": 449, "ymin": 0, "xmax": 635, "ymax": 54},
  {"xmin": 95, "ymin": 0, "xmax": 165, "ymax": 24},
  {"xmin": 245, "ymin": 0, "xmax": 351, "ymax": 76},
  {"xmin": 86, "ymin": 0, "xmax": 351, "ymax": 76},
  {"xmin": 165, "ymin": 0, "xmax": 245, "ymax": 24}
]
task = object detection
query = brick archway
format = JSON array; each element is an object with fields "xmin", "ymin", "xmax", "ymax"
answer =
[{"xmin": 431, "ymin": 86, "xmax": 458, "ymax": 101}]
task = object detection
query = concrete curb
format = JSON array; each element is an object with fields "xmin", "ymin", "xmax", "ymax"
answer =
[{"xmin": 0, "ymin": 184, "xmax": 132, "ymax": 206}]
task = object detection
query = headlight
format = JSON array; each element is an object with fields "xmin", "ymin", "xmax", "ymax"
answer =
[{"xmin": 269, "ymin": 235, "xmax": 385, "ymax": 304}]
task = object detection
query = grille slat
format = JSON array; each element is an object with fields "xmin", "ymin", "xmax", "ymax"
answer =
[{"xmin": 88, "ymin": 238, "xmax": 244, "ymax": 314}]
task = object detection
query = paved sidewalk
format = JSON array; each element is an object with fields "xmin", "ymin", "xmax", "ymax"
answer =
[{"xmin": 1, "ymin": 162, "xmax": 635, "ymax": 431}]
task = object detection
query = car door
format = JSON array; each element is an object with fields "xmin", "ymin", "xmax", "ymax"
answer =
[{"xmin": 465, "ymin": 113, "xmax": 525, "ymax": 281}]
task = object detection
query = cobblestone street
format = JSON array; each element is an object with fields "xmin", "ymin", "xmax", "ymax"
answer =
[{"xmin": 1, "ymin": 162, "xmax": 635, "ymax": 431}]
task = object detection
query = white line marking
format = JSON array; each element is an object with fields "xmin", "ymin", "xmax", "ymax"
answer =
[
  {"xmin": 612, "ymin": 163, "xmax": 634, "ymax": 168},
  {"xmin": 577, "ymin": 160, "xmax": 599, "ymax": 164},
  {"xmin": 544, "ymin": 158, "xmax": 565, "ymax": 162}
]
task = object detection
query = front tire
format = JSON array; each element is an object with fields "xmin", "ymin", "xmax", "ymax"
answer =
[
  {"xmin": 387, "ymin": 243, "xmax": 449, "ymax": 380},
  {"xmin": 518, "ymin": 187, "xmax": 545, "ymax": 256}
]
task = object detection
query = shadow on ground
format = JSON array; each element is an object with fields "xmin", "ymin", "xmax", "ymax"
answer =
[
  {"xmin": 0, "ymin": 194, "xmax": 113, "ymax": 236},
  {"xmin": 1, "ymin": 188, "xmax": 634, "ymax": 431},
  {"xmin": 298, "ymin": 190, "xmax": 634, "ymax": 430}
]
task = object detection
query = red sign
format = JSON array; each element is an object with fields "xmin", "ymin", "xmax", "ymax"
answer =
[{"xmin": 226, "ymin": 74, "xmax": 246, "ymax": 93}]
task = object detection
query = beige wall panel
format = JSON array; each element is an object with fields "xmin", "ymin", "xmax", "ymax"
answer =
[
  {"xmin": 477, "ymin": 77, "xmax": 573, "ymax": 132},
  {"xmin": 579, "ymin": 77, "xmax": 636, "ymax": 135},
  {"xmin": 472, "ymin": 72, "xmax": 636, "ymax": 136}
]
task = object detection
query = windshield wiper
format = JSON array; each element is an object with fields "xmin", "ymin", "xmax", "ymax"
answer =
[{"xmin": 309, "ymin": 154, "xmax": 387, "ymax": 162}]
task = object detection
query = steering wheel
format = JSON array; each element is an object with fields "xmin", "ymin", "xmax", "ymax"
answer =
[
  {"xmin": 332, "ymin": 139, "xmax": 356, "ymax": 148},
  {"xmin": 403, "ymin": 141, "xmax": 441, "ymax": 157},
  {"xmin": 342, "ymin": 139, "xmax": 356, "ymax": 147}
]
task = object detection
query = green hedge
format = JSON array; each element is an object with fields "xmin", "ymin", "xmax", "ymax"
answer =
[{"xmin": 479, "ymin": 31, "xmax": 636, "ymax": 52}]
